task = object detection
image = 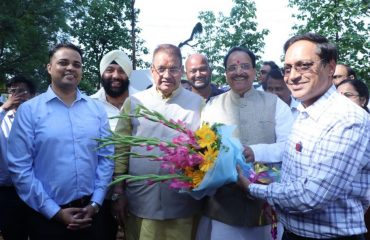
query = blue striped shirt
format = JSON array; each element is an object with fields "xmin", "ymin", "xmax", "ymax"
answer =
[
  {"xmin": 0, "ymin": 109, "xmax": 15, "ymax": 185},
  {"xmin": 250, "ymin": 86, "xmax": 370, "ymax": 238}
]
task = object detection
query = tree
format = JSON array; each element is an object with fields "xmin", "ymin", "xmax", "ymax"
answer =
[
  {"xmin": 0, "ymin": 0, "xmax": 69, "ymax": 89},
  {"xmin": 68, "ymin": 0, "xmax": 149, "ymax": 94},
  {"xmin": 194, "ymin": 0, "xmax": 269, "ymax": 85},
  {"xmin": 288, "ymin": 0, "xmax": 370, "ymax": 86}
]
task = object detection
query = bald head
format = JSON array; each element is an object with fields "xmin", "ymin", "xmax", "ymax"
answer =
[{"xmin": 185, "ymin": 54, "xmax": 212, "ymax": 89}]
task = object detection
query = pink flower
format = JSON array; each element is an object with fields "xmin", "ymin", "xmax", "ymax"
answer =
[
  {"xmin": 172, "ymin": 134, "xmax": 191, "ymax": 145},
  {"xmin": 169, "ymin": 179, "xmax": 192, "ymax": 189}
]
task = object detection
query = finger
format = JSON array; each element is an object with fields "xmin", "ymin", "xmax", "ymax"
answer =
[
  {"xmin": 67, "ymin": 223, "xmax": 92, "ymax": 230},
  {"xmin": 236, "ymin": 165, "xmax": 242, "ymax": 175},
  {"xmin": 73, "ymin": 217, "xmax": 93, "ymax": 224}
]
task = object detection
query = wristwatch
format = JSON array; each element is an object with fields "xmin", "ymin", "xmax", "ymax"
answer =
[
  {"xmin": 111, "ymin": 193, "xmax": 122, "ymax": 202},
  {"xmin": 89, "ymin": 201, "xmax": 100, "ymax": 214}
]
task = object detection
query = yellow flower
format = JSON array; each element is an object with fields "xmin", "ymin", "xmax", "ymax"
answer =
[
  {"xmin": 195, "ymin": 123, "xmax": 218, "ymax": 148},
  {"xmin": 184, "ymin": 167, "xmax": 205, "ymax": 188},
  {"xmin": 200, "ymin": 146, "xmax": 219, "ymax": 172},
  {"xmin": 192, "ymin": 170, "xmax": 205, "ymax": 188}
]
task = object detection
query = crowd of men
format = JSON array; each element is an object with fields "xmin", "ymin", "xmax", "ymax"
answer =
[{"xmin": 0, "ymin": 32, "xmax": 369, "ymax": 240}]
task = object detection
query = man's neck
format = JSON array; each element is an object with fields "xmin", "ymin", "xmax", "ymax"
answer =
[
  {"xmin": 106, "ymin": 91, "xmax": 128, "ymax": 109},
  {"xmin": 192, "ymin": 85, "xmax": 212, "ymax": 100},
  {"xmin": 51, "ymin": 84, "xmax": 77, "ymax": 106}
]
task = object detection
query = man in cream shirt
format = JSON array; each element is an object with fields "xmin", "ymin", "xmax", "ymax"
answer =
[{"xmin": 197, "ymin": 47, "xmax": 293, "ymax": 240}]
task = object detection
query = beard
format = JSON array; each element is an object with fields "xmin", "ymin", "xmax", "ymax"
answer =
[
  {"xmin": 190, "ymin": 77, "xmax": 211, "ymax": 90},
  {"xmin": 101, "ymin": 78, "xmax": 129, "ymax": 98}
]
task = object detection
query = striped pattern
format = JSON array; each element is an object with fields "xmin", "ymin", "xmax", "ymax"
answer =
[{"xmin": 250, "ymin": 86, "xmax": 370, "ymax": 238}]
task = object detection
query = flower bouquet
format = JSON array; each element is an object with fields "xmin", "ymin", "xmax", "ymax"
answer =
[{"xmin": 98, "ymin": 104, "xmax": 280, "ymax": 199}]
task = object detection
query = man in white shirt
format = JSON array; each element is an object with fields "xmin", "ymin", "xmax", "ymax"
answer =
[
  {"xmin": 0, "ymin": 75, "xmax": 35, "ymax": 240},
  {"xmin": 198, "ymin": 47, "xmax": 293, "ymax": 240},
  {"xmin": 238, "ymin": 33, "xmax": 369, "ymax": 240},
  {"xmin": 91, "ymin": 49, "xmax": 133, "ymax": 130},
  {"xmin": 90, "ymin": 49, "xmax": 133, "ymax": 239}
]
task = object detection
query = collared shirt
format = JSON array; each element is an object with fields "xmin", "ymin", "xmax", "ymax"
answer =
[
  {"xmin": 289, "ymin": 96, "xmax": 300, "ymax": 120},
  {"xmin": 90, "ymin": 88, "xmax": 122, "ymax": 130},
  {"xmin": 0, "ymin": 107, "xmax": 6, "ymax": 120},
  {"xmin": 250, "ymin": 86, "xmax": 370, "ymax": 238},
  {"xmin": 7, "ymin": 86, "xmax": 114, "ymax": 219},
  {"xmin": 114, "ymin": 86, "xmax": 205, "ymax": 174},
  {"xmin": 0, "ymin": 109, "xmax": 15, "ymax": 186}
]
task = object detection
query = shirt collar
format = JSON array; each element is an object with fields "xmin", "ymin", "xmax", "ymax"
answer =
[
  {"xmin": 297, "ymin": 86, "xmax": 337, "ymax": 121},
  {"xmin": 45, "ymin": 85, "xmax": 87, "ymax": 103},
  {"xmin": 230, "ymin": 86, "xmax": 255, "ymax": 99},
  {"xmin": 290, "ymin": 96, "xmax": 300, "ymax": 109},
  {"xmin": 154, "ymin": 85, "xmax": 181, "ymax": 100}
]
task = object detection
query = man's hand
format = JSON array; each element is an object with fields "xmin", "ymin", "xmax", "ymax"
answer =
[
  {"xmin": 1, "ymin": 93, "xmax": 23, "ymax": 111},
  {"xmin": 66, "ymin": 204, "xmax": 96, "ymax": 230},
  {"xmin": 243, "ymin": 145, "xmax": 255, "ymax": 162},
  {"xmin": 53, "ymin": 208, "xmax": 93, "ymax": 230},
  {"xmin": 236, "ymin": 165, "xmax": 251, "ymax": 192},
  {"xmin": 112, "ymin": 195, "xmax": 127, "ymax": 227}
]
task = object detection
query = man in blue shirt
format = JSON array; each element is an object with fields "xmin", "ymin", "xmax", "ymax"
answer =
[{"xmin": 7, "ymin": 43, "xmax": 114, "ymax": 240}]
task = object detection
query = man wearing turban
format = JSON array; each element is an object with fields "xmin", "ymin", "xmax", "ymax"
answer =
[
  {"xmin": 91, "ymin": 49, "xmax": 133, "ymax": 130},
  {"xmin": 90, "ymin": 49, "xmax": 133, "ymax": 239}
]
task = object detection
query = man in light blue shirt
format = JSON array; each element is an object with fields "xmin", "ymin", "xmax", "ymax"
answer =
[{"xmin": 7, "ymin": 42, "xmax": 114, "ymax": 240}]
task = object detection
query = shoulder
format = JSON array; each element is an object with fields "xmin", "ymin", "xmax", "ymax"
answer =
[
  {"xmin": 253, "ymin": 90, "xmax": 277, "ymax": 101},
  {"xmin": 90, "ymin": 88, "xmax": 104, "ymax": 100},
  {"xmin": 81, "ymin": 94, "xmax": 107, "ymax": 115}
]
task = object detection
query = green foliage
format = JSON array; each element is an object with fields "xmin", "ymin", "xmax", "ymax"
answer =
[
  {"xmin": 289, "ymin": 0, "xmax": 370, "ymax": 87},
  {"xmin": 68, "ymin": 0, "xmax": 149, "ymax": 95},
  {"xmin": 194, "ymin": 0, "xmax": 269, "ymax": 85},
  {"xmin": 0, "ymin": 0, "xmax": 69, "ymax": 90}
]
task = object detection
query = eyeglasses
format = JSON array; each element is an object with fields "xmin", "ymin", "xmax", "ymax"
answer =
[
  {"xmin": 341, "ymin": 92, "xmax": 359, "ymax": 98},
  {"xmin": 283, "ymin": 60, "xmax": 323, "ymax": 77},
  {"xmin": 152, "ymin": 66, "xmax": 182, "ymax": 76},
  {"xmin": 8, "ymin": 88, "xmax": 28, "ymax": 95},
  {"xmin": 226, "ymin": 63, "xmax": 252, "ymax": 73}
]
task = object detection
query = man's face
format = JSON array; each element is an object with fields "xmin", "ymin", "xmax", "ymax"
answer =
[
  {"xmin": 47, "ymin": 47, "xmax": 82, "ymax": 91},
  {"xmin": 151, "ymin": 51, "xmax": 182, "ymax": 96},
  {"xmin": 8, "ymin": 82, "xmax": 33, "ymax": 107},
  {"xmin": 266, "ymin": 78, "xmax": 292, "ymax": 105},
  {"xmin": 258, "ymin": 64, "xmax": 271, "ymax": 83},
  {"xmin": 333, "ymin": 65, "xmax": 348, "ymax": 87},
  {"xmin": 185, "ymin": 55, "xmax": 212, "ymax": 89},
  {"xmin": 101, "ymin": 64, "xmax": 129, "ymax": 97},
  {"xmin": 225, "ymin": 51, "xmax": 256, "ymax": 96},
  {"xmin": 284, "ymin": 40, "xmax": 335, "ymax": 107}
]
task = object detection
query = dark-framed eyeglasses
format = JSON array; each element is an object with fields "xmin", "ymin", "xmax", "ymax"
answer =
[
  {"xmin": 8, "ymin": 88, "xmax": 28, "ymax": 95},
  {"xmin": 226, "ymin": 63, "xmax": 252, "ymax": 73},
  {"xmin": 283, "ymin": 59, "xmax": 323, "ymax": 77},
  {"xmin": 152, "ymin": 66, "xmax": 182, "ymax": 76}
]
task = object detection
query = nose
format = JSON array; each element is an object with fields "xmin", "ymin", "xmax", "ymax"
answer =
[
  {"xmin": 286, "ymin": 67, "xmax": 301, "ymax": 82},
  {"xmin": 112, "ymin": 69, "xmax": 120, "ymax": 79}
]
